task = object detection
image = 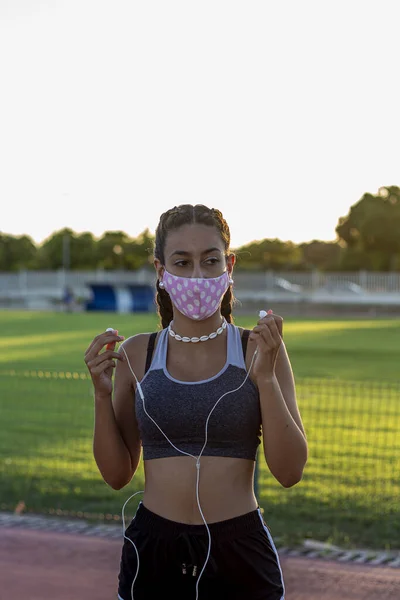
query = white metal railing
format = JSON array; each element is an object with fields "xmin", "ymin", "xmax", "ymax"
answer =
[{"xmin": 1, "ymin": 269, "xmax": 400, "ymax": 293}]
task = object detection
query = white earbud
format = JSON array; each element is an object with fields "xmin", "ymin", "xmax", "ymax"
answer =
[{"xmin": 259, "ymin": 310, "xmax": 267, "ymax": 318}]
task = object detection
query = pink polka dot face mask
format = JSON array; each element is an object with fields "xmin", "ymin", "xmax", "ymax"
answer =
[{"xmin": 161, "ymin": 269, "xmax": 231, "ymax": 320}]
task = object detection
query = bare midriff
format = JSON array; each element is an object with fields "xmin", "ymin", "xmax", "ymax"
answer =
[{"xmin": 142, "ymin": 454, "xmax": 258, "ymax": 524}]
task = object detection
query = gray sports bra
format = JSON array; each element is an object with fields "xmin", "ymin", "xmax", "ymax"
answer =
[{"xmin": 135, "ymin": 323, "xmax": 262, "ymax": 461}]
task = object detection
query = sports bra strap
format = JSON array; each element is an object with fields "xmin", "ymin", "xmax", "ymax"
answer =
[
  {"xmin": 241, "ymin": 329, "xmax": 250, "ymax": 360},
  {"xmin": 144, "ymin": 332, "xmax": 157, "ymax": 374}
]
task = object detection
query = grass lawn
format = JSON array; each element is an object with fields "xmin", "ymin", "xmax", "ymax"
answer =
[{"xmin": 0, "ymin": 310, "xmax": 399, "ymax": 550}]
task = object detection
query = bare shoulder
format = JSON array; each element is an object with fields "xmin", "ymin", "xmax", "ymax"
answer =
[
  {"xmin": 118, "ymin": 331, "xmax": 161, "ymax": 383},
  {"xmin": 120, "ymin": 332, "xmax": 153, "ymax": 355},
  {"xmin": 112, "ymin": 331, "xmax": 159, "ymax": 423},
  {"xmin": 118, "ymin": 331, "xmax": 161, "ymax": 381}
]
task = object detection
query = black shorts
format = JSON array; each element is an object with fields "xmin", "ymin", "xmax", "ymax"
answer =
[{"xmin": 118, "ymin": 502, "xmax": 285, "ymax": 600}]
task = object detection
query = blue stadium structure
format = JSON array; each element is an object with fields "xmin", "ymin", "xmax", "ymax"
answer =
[{"xmin": 85, "ymin": 283, "xmax": 155, "ymax": 313}]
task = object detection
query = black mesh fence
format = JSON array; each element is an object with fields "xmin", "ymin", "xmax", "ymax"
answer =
[{"xmin": 1, "ymin": 370, "xmax": 399, "ymax": 550}]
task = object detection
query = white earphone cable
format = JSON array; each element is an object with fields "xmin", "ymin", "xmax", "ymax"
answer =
[{"xmin": 119, "ymin": 337, "xmax": 259, "ymax": 600}]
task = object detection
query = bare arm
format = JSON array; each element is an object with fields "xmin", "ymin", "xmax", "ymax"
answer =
[
  {"xmin": 273, "ymin": 341, "xmax": 307, "ymax": 439},
  {"xmin": 247, "ymin": 319, "xmax": 308, "ymax": 488},
  {"xmin": 258, "ymin": 373, "xmax": 308, "ymax": 488},
  {"xmin": 109, "ymin": 338, "xmax": 143, "ymax": 485},
  {"xmin": 88, "ymin": 333, "xmax": 146, "ymax": 490}
]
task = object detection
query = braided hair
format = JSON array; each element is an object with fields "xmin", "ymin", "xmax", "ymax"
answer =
[{"xmin": 154, "ymin": 204, "xmax": 235, "ymax": 328}]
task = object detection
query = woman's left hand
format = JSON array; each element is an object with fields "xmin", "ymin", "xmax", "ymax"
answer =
[{"xmin": 249, "ymin": 310, "xmax": 284, "ymax": 383}]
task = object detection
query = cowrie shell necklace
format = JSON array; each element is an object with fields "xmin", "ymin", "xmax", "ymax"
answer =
[{"xmin": 168, "ymin": 319, "xmax": 227, "ymax": 343}]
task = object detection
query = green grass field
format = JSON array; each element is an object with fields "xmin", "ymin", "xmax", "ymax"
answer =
[{"xmin": 0, "ymin": 310, "xmax": 399, "ymax": 551}]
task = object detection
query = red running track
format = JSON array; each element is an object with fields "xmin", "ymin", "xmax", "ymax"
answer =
[{"xmin": 1, "ymin": 527, "xmax": 399, "ymax": 599}]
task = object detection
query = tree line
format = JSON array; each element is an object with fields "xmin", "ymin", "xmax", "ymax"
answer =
[{"xmin": 1, "ymin": 186, "xmax": 400, "ymax": 272}]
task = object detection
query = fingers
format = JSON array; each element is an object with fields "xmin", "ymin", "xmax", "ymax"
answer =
[
  {"xmin": 250, "ymin": 327, "xmax": 277, "ymax": 349},
  {"xmin": 257, "ymin": 313, "xmax": 283, "ymax": 337},
  {"xmin": 86, "ymin": 351, "xmax": 124, "ymax": 369},
  {"xmin": 250, "ymin": 315, "xmax": 283, "ymax": 350},
  {"xmin": 90, "ymin": 332, "xmax": 124, "ymax": 355},
  {"xmin": 252, "ymin": 334, "xmax": 271, "ymax": 355},
  {"xmin": 251, "ymin": 321, "xmax": 281, "ymax": 341},
  {"xmin": 90, "ymin": 359, "xmax": 117, "ymax": 376},
  {"xmin": 106, "ymin": 328, "xmax": 119, "ymax": 351},
  {"xmin": 85, "ymin": 350, "xmax": 125, "ymax": 378},
  {"xmin": 84, "ymin": 333, "xmax": 125, "ymax": 363},
  {"xmin": 84, "ymin": 331, "xmax": 123, "ymax": 356}
]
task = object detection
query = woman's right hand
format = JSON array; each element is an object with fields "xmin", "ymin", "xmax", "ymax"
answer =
[{"xmin": 84, "ymin": 330, "xmax": 125, "ymax": 397}]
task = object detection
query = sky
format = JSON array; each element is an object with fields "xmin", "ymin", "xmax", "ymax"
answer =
[{"xmin": 1, "ymin": 0, "xmax": 399, "ymax": 249}]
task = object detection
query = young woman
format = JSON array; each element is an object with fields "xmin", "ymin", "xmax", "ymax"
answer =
[{"xmin": 85, "ymin": 204, "xmax": 308, "ymax": 600}]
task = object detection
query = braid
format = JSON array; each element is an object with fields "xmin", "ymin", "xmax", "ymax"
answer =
[
  {"xmin": 155, "ymin": 280, "xmax": 174, "ymax": 329},
  {"xmin": 221, "ymin": 287, "xmax": 234, "ymax": 324},
  {"xmin": 154, "ymin": 203, "xmax": 234, "ymax": 328}
]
